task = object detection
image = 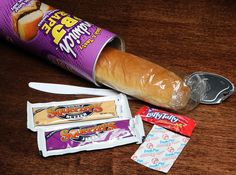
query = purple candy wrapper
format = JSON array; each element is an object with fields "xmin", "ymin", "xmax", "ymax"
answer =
[
  {"xmin": 38, "ymin": 116, "xmax": 145, "ymax": 157},
  {"xmin": 0, "ymin": 0, "xmax": 124, "ymax": 83}
]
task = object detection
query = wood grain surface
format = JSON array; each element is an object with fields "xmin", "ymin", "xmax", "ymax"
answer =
[{"xmin": 0, "ymin": 0, "xmax": 236, "ymax": 174}]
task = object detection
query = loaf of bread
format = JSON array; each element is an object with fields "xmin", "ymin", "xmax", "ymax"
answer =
[{"xmin": 95, "ymin": 48, "xmax": 191, "ymax": 110}]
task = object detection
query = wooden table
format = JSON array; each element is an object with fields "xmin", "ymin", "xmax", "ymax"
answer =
[{"xmin": 0, "ymin": 0, "xmax": 235, "ymax": 174}]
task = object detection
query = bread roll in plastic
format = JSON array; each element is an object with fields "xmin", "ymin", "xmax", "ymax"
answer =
[{"xmin": 95, "ymin": 48, "xmax": 191, "ymax": 110}]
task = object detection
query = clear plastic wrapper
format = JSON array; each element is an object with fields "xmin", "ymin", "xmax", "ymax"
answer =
[
  {"xmin": 96, "ymin": 48, "xmax": 207, "ymax": 112},
  {"xmin": 186, "ymin": 72, "xmax": 234, "ymax": 104}
]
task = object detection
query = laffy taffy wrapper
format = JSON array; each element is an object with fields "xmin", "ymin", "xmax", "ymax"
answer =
[{"xmin": 136, "ymin": 106, "xmax": 196, "ymax": 137}]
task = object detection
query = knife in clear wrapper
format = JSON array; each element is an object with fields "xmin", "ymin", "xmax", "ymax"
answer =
[{"xmin": 28, "ymin": 82, "xmax": 119, "ymax": 96}]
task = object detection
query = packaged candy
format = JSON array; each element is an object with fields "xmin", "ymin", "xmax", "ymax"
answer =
[
  {"xmin": 27, "ymin": 94, "xmax": 130, "ymax": 132},
  {"xmin": 38, "ymin": 116, "xmax": 145, "ymax": 157},
  {"xmin": 131, "ymin": 125, "xmax": 190, "ymax": 173},
  {"xmin": 136, "ymin": 106, "xmax": 196, "ymax": 137}
]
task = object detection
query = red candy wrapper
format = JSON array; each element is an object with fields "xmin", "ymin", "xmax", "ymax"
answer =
[{"xmin": 136, "ymin": 106, "xmax": 196, "ymax": 137}]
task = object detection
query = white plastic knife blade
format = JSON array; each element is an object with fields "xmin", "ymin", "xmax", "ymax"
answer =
[{"xmin": 28, "ymin": 82, "xmax": 119, "ymax": 96}]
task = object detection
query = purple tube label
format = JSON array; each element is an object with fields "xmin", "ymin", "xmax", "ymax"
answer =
[
  {"xmin": 45, "ymin": 120, "xmax": 133, "ymax": 151},
  {"xmin": 0, "ymin": 0, "xmax": 119, "ymax": 83}
]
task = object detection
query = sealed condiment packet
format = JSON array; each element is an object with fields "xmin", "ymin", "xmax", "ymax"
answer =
[
  {"xmin": 27, "ymin": 94, "xmax": 130, "ymax": 132},
  {"xmin": 38, "ymin": 116, "xmax": 145, "ymax": 157},
  {"xmin": 136, "ymin": 106, "xmax": 196, "ymax": 137},
  {"xmin": 131, "ymin": 125, "xmax": 190, "ymax": 173}
]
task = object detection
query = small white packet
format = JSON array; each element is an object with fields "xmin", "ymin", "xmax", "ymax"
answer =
[
  {"xmin": 27, "ymin": 93, "xmax": 131, "ymax": 132},
  {"xmin": 131, "ymin": 125, "xmax": 190, "ymax": 173},
  {"xmin": 38, "ymin": 116, "xmax": 145, "ymax": 157}
]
